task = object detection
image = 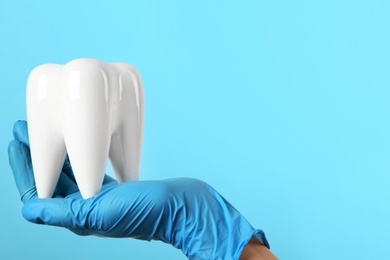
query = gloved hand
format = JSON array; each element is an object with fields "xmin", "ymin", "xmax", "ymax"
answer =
[{"xmin": 8, "ymin": 120, "xmax": 269, "ymax": 260}]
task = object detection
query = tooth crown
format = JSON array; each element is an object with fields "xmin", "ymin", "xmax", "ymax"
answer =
[{"xmin": 26, "ymin": 58, "xmax": 144, "ymax": 199}]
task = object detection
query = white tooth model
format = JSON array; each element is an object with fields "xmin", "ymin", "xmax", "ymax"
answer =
[{"xmin": 26, "ymin": 58, "xmax": 144, "ymax": 199}]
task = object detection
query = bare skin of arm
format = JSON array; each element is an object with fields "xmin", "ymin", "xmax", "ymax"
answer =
[{"xmin": 240, "ymin": 237, "xmax": 279, "ymax": 260}]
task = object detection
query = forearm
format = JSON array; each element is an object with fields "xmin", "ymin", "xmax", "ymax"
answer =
[{"xmin": 240, "ymin": 237, "xmax": 278, "ymax": 260}]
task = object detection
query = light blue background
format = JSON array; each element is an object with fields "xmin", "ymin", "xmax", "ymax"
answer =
[{"xmin": 1, "ymin": 1, "xmax": 389, "ymax": 259}]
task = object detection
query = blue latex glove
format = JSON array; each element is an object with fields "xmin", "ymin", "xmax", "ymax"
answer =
[{"xmin": 8, "ymin": 120, "xmax": 269, "ymax": 260}]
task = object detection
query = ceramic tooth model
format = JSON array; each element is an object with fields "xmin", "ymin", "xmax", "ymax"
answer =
[{"xmin": 26, "ymin": 58, "xmax": 144, "ymax": 199}]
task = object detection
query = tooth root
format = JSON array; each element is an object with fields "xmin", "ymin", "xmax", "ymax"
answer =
[
  {"xmin": 109, "ymin": 125, "xmax": 141, "ymax": 183},
  {"xmin": 27, "ymin": 65, "xmax": 66, "ymax": 198},
  {"xmin": 62, "ymin": 60, "xmax": 110, "ymax": 199},
  {"xmin": 109, "ymin": 64, "xmax": 144, "ymax": 183},
  {"xmin": 29, "ymin": 129, "xmax": 66, "ymax": 198}
]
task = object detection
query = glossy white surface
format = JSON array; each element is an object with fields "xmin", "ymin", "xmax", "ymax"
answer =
[{"xmin": 26, "ymin": 58, "xmax": 144, "ymax": 199}]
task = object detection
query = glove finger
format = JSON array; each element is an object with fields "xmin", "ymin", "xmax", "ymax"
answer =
[
  {"xmin": 68, "ymin": 228, "xmax": 94, "ymax": 236},
  {"xmin": 8, "ymin": 140, "xmax": 37, "ymax": 203},
  {"xmin": 53, "ymin": 173, "xmax": 79, "ymax": 198},
  {"xmin": 102, "ymin": 174, "xmax": 116, "ymax": 185},
  {"xmin": 22, "ymin": 198, "xmax": 94, "ymax": 229},
  {"xmin": 13, "ymin": 120, "xmax": 30, "ymax": 147},
  {"xmin": 61, "ymin": 155, "xmax": 77, "ymax": 184}
]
